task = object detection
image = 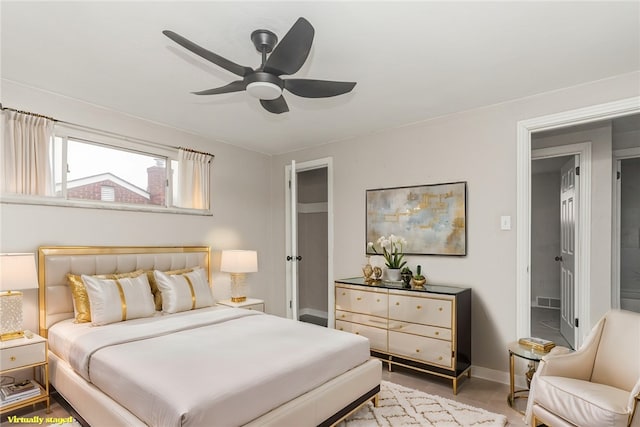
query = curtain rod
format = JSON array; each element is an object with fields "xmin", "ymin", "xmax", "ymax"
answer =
[
  {"xmin": 0, "ymin": 105, "xmax": 55, "ymax": 122},
  {"xmin": 178, "ymin": 146, "xmax": 215, "ymax": 158},
  {"xmin": 0, "ymin": 104, "xmax": 215, "ymax": 158}
]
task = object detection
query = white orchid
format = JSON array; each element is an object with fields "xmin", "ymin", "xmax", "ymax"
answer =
[{"xmin": 368, "ymin": 235, "xmax": 407, "ymax": 269}]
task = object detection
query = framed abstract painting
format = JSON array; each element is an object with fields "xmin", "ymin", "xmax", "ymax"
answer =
[{"xmin": 366, "ymin": 181, "xmax": 467, "ymax": 256}]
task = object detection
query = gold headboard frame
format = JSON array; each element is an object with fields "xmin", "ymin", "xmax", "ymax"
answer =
[{"xmin": 38, "ymin": 246, "xmax": 211, "ymax": 337}]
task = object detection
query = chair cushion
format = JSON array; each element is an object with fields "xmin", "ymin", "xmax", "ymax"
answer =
[{"xmin": 535, "ymin": 376, "xmax": 630, "ymax": 427}]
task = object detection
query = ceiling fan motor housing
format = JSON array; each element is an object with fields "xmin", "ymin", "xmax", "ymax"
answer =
[{"xmin": 246, "ymin": 72, "xmax": 283, "ymax": 100}]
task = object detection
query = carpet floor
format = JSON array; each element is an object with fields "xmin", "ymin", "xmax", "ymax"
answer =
[{"xmin": 342, "ymin": 381, "xmax": 508, "ymax": 427}]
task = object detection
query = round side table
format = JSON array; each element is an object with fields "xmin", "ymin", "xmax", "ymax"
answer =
[{"xmin": 507, "ymin": 341, "xmax": 548, "ymax": 413}]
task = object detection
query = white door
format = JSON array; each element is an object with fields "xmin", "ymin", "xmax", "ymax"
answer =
[
  {"xmin": 559, "ymin": 156, "xmax": 578, "ymax": 348},
  {"xmin": 285, "ymin": 158, "xmax": 335, "ymax": 326},
  {"xmin": 286, "ymin": 160, "xmax": 301, "ymax": 320}
]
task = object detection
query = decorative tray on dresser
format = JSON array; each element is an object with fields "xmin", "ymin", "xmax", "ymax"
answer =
[{"xmin": 335, "ymin": 278, "xmax": 471, "ymax": 394}]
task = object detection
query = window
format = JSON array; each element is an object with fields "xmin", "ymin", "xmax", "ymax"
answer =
[
  {"xmin": 1, "ymin": 116, "xmax": 211, "ymax": 214},
  {"xmin": 54, "ymin": 137, "xmax": 169, "ymax": 207}
]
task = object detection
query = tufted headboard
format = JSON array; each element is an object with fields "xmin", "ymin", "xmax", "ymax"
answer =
[{"xmin": 38, "ymin": 246, "xmax": 210, "ymax": 337}]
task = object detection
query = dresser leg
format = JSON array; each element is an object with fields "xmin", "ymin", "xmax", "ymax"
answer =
[{"xmin": 372, "ymin": 394, "xmax": 379, "ymax": 407}]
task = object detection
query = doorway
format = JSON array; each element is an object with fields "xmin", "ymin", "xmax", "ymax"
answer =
[
  {"xmin": 516, "ymin": 97, "xmax": 640, "ymax": 348},
  {"xmin": 530, "ymin": 155, "xmax": 575, "ymax": 349},
  {"xmin": 614, "ymin": 152, "xmax": 640, "ymax": 313},
  {"xmin": 285, "ymin": 158, "xmax": 334, "ymax": 328}
]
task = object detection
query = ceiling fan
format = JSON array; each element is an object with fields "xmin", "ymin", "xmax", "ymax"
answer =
[{"xmin": 163, "ymin": 17, "xmax": 356, "ymax": 114}]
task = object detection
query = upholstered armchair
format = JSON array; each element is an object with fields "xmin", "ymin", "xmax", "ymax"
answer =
[{"xmin": 525, "ymin": 309, "xmax": 640, "ymax": 427}]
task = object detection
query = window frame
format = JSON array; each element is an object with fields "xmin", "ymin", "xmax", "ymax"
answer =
[{"xmin": 1, "ymin": 123, "xmax": 212, "ymax": 216}]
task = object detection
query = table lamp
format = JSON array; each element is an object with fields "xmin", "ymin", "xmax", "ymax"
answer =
[
  {"xmin": 0, "ymin": 253, "xmax": 38, "ymax": 341},
  {"xmin": 220, "ymin": 250, "xmax": 258, "ymax": 303}
]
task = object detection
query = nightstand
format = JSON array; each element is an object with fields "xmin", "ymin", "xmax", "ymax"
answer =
[
  {"xmin": 217, "ymin": 298, "xmax": 265, "ymax": 312},
  {"xmin": 0, "ymin": 333, "xmax": 50, "ymax": 414}
]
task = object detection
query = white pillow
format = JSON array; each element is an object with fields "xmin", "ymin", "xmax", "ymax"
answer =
[
  {"xmin": 82, "ymin": 273, "xmax": 156, "ymax": 326},
  {"xmin": 153, "ymin": 268, "xmax": 213, "ymax": 313}
]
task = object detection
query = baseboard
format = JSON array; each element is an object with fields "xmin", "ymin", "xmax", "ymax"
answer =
[{"xmin": 471, "ymin": 365, "xmax": 528, "ymax": 389}]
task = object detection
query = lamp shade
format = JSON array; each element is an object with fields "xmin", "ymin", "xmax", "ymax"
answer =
[
  {"xmin": 0, "ymin": 253, "xmax": 38, "ymax": 291},
  {"xmin": 220, "ymin": 250, "xmax": 258, "ymax": 273}
]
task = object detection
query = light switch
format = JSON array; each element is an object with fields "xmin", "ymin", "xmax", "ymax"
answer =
[{"xmin": 501, "ymin": 216, "xmax": 511, "ymax": 230}]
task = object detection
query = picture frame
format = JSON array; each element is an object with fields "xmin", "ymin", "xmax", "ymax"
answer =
[{"xmin": 366, "ymin": 181, "xmax": 467, "ymax": 256}]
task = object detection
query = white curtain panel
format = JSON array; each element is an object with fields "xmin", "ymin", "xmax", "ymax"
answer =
[
  {"xmin": 177, "ymin": 148, "xmax": 212, "ymax": 209},
  {"xmin": 2, "ymin": 111, "xmax": 54, "ymax": 196}
]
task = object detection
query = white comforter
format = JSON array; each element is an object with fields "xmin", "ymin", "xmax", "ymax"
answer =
[{"xmin": 58, "ymin": 307, "xmax": 370, "ymax": 427}]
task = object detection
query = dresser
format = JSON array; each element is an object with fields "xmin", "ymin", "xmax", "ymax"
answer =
[{"xmin": 335, "ymin": 278, "xmax": 471, "ymax": 394}]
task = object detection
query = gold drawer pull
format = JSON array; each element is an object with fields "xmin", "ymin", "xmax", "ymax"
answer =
[
  {"xmin": 395, "ymin": 302, "xmax": 400, "ymax": 306},
  {"xmin": 435, "ymin": 331, "xmax": 439, "ymax": 336},
  {"xmin": 341, "ymin": 314, "xmax": 346, "ymax": 318},
  {"xmin": 416, "ymin": 305, "xmax": 422, "ymax": 310},
  {"xmin": 416, "ymin": 349, "xmax": 420, "ymax": 353},
  {"xmin": 342, "ymin": 292, "xmax": 346, "ymax": 296},
  {"xmin": 356, "ymin": 297, "xmax": 362, "ymax": 301},
  {"xmin": 10, "ymin": 356, "xmax": 16, "ymax": 362},
  {"xmin": 355, "ymin": 332, "xmax": 360, "ymax": 335},
  {"xmin": 438, "ymin": 356, "xmax": 443, "ymax": 361},
  {"xmin": 339, "ymin": 327, "xmax": 344, "ymax": 331},
  {"xmin": 439, "ymin": 307, "xmax": 443, "ymax": 311},
  {"xmin": 376, "ymin": 298, "xmax": 380, "ymax": 302}
]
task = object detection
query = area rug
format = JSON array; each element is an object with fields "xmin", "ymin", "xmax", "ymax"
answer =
[{"xmin": 341, "ymin": 381, "xmax": 507, "ymax": 427}]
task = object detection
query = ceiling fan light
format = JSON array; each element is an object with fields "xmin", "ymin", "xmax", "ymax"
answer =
[{"xmin": 246, "ymin": 81, "xmax": 282, "ymax": 100}]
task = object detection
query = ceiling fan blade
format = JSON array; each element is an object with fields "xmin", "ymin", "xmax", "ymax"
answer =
[
  {"xmin": 260, "ymin": 96, "xmax": 289, "ymax": 114},
  {"xmin": 263, "ymin": 17, "xmax": 314, "ymax": 76},
  {"xmin": 284, "ymin": 79, "xmax": 356, "ymax": 98},
  {"xmin": 163, "ymin": 30, "xmax": 253, "ymax": 77},
  {"xmin": 192, "ymin": 80, "xmax": 247, "ymax": 95}
]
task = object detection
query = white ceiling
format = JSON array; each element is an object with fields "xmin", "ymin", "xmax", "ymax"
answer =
[{"xmin": 2, "ymin": 1, "xmax": 639, "ymax": 155}]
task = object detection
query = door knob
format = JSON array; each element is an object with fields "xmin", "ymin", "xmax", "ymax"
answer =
[{"xmin": 555, "ymin": 256, "xmax": 563, "ymax": 262}]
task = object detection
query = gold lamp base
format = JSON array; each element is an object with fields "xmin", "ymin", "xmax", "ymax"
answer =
[
  {"xmin": 231, "ymin": 296, "xmax": 247, "ymax": 303},
  {"xmin": 0, "ymin": 330, "xmax": 24, "ymax": 341},
  {"xmin": 0, "ymin": 290, "xmax": 24, "ymax": 341}
]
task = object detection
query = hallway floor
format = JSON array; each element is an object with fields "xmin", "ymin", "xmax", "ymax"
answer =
[{"xmin": 530, "ymin": 306, "xmax": 572, "ymax": 349}]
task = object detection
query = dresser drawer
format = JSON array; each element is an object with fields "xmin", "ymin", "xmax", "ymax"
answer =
[
  {"xmin": 336, "ymin": 320, "xmax": 388, "ymax": 352},
  {"xmin": 388, "ymin": 293, "xmax": 452, "ymax": 328},
  {"xmin": 389, "ymin": 331, "xmax": 452, "ymax": 369},
  {"xmin": 388, "ymin": 321, "xmax": 451, "ymax": 341},
  {"xmin": 1, "ymin": 341, "xmax": 46, "ymax": 369},
  {"xmin": 336, "ymin": 287, "xmax": 388, "ymax": 317},
  {"xmin": 336, "ymin": 310, "xmax": 388, "ymax": 329}
]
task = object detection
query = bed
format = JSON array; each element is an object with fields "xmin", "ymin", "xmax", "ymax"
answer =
[{"xmin": 38, "ymin": 246, "xmax": 381, "ymax": 427}]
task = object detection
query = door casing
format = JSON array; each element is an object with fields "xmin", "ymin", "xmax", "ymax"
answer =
[
  {"xmin": 285, "ymin": 157, "xmax": 334, "ymax": 327},
  {"xmin": 517, "ymin": 96, "xmax": 640, "ymax": 348}
]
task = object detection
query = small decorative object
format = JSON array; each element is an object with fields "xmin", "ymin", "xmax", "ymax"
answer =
[
  {"xmin": 412, "ymin": 265, "xmax": 426, "ymax": 288},
  {"xmin": 372, "ymin": 266, "xmax": 383, "ymax": 281},
  {"xmin": 362, "ymin": 256, "xmax": 374, "ymax": 284},
  {"xmin": 518, "ymin": 337, "xmax": 556, "ymax": 352},
  {"xmin": 400, "ymin": 267, "xmax": 412, "ymax": 288},
  {"xmin": 367, "ymin": 235, "xmax": 407, "ymax": 281}
]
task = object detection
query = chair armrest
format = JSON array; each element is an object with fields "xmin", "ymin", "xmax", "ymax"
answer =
[{"xmin": 536, "ymin": 316, "xmax": 606, "ymax": 380}]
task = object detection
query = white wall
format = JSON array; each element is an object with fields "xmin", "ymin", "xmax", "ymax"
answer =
[
  {"xmin": 0, "ymin": 80, "xmax": 274, "ymax": 330},
  {"xmin": 269, "ymin": 72, "xmax": 640, "ymax": 373}
]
